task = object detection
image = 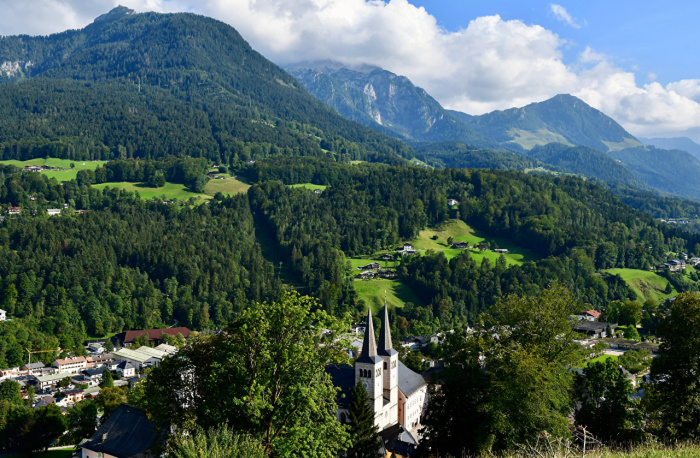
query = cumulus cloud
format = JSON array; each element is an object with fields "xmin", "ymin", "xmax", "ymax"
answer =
[
  {"xmin": 2, "ymin": 0, "xmax": 700, "ymax": 140},
  {"xmin": 550, "ymin": 4, "xmax": 581, "ymax": 29}
]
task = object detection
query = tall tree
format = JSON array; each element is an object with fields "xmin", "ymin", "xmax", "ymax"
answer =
[
  {"xmin": 0, "ymin": 380, "xmax": 22, "ymax": 405},
  {"xmin": 100, "ymin": 369, "xmax": 114, "ymax": 388},
  {"xmin": 346, "ymin": 383, "xmax": 379, "ymax": 457},
  {"xmin": 143, "ymin": 291, "xmax": 352, "ymax": 457},
  {"xmin": 647, "ymin": 292, "xmax": 700, "ymax": 439},
  {"xmin": 170, "ymin": 425, "xmax": 266, "ymax": 458}
]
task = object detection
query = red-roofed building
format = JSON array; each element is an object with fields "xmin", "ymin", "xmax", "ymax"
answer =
[
  {"xmin": 581, "ymin": 310, "xmax": 601, "ymax": 321},
  {"xmin": 113, "ymin": 327, "xmax": 191, "ymax": 348}
]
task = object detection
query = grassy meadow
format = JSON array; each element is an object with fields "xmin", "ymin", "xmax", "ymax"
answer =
[
  {"xmin": 92, "ymin": 182, "xmax": 211, "ymax": 202},
  {"xmin": 203, "ymin": 176, "xmax": 251, "ymax": 195},
  {"xmin": 604, "ymin": 268, "xmax": 677, "ymax": 302},
  {"xmin": 352, "ymin": 278, "xmax": 423, "ymax": 311},
  {"xmin": 289, "ymin": 183, "xmax": 328, "ymax": 191},
  {"xmin": 0, "ymin": 158, "xmax": 107, "ymax": 182}
]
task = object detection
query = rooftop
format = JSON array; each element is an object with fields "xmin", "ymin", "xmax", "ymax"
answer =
[{"xmin": 398, "ymin": 360, "xmax": 427, "ymax": 397}]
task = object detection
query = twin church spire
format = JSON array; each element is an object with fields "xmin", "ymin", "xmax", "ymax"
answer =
[{"xmin": 361, "ymin": 294, "xmax": 395, "ymax": 357}]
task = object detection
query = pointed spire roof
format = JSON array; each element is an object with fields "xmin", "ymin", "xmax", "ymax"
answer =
[
  {"xmin": 361, "ymin": 305, "xmax": 377, "ymax": 358},
  {"xmin": 356, "ymin": 304, "xmax": 382, "ymax": 364},
  {"xmin": 378, "ymin": 294, "xmax": 398, "ymax": 356}
]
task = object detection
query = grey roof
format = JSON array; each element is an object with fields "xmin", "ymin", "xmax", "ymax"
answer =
[
  {"xmin": 22, "ymin": 362, "xmax": 45, "ymax": 370},
  {"xmin": 378, "ymin": 301, "xmax": 398, "ymax": 357},
  {"xmin": 398, "ymin": 361, "xmax": 427, "ymax": 397},
  {"xmin": 82, "ymin": 404, "xmax": 158, "ymax": 457},
  {"xmin": 357, "ymin": 306, "xmax": 382, "ymax": 365},
  {"xmin": 83, "ymin": 367, "xmax": 108, "ymax": 377},
  {"xmin": 117, "ymin": 361, "xmax": 134, "ymax": 370},
  {"xmin": 326, "ymin": 364, "xmax": 355, "ymax": 410}
]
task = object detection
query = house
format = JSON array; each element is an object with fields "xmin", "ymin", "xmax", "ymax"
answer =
[
  {"xmin": 447, "ymin": 198, "xmax": 460, "ymax": 206},
  {"xmin": 56, "ymin": 388, "xmax": 85, "ymax": 406},
  {"xmin": 313, "ymin": 189, "xmax": 322, "ymax": 194},
  {"xmin": 86, "ymin": 353, "xmax": 114, "ymax": 368},
  {"xmin": 380, "ymin": 254, "xmax": 394, "ymax": 261},
  {"xmin": 452, "ymin": 241, "xmax": 470, "ymax": 249},
  {"xmin": 112, "ymin": 327, "xmax": 191, "ymax": 348},
  {"xmin": 116, "ymin": 361, "xmax": 136, "ymax": 378},
  {"xmin": 6, "ymin": 207, "xmax": 20, "ymax": 215},
  {"xmin": 400, "ymin": 243, "xmax": 416, "ymax": 255},
  {"xmin": 664, "ymin": 259, "xmax": 686, "ymax": 271},
  {"xmin": 0, "ymin": 309, "xmax": 5, "ymax": 321},
  {"xmin": 20, "ymin": 362, "xmax": 45, "ymax": 376},
  {"xmin": 493, "ymin": 248, "xmax": 509, "ymax": 254},
  {"xmin": 580, "ymin": 310, "xmax": 601, "ymax": 321},
  {"xmin": 691, "ymin": 257, "xmax": 700, "ymax": 267},
  {"xmin": 357, "ymin": 270, "xmax": 376, "ymax": 279},
  {"xmin": 681, "ymin": 252, "xmax": 689, "ymax": 260},
  {"xmin": 47, "ymin": 208, "xmax": 62, "ymax": 216},
  {"xmin": 573, "ymin": 321, "xmax": 617, "ymax": 339},
  {"xmin": 33, "ymin": 372, "xmax": 75, "ymax": 391},
  {"xmin": 62, "ymin": 203, "xmax": 70, "ymax": 209},
  {"xmin": 82, "ymin": 367, "xmax": 109, "ymax": 386},
  {"xmin": 53, "ymin": 356, "xmax": 87, "ymax": 374},
  {"xmin": 378, "ymin": 269, "xmax": 397, "ymax": 279},
  {"xmin": 401, "ymin": 336, "xmax": 430, "ymax": 350},
  {"xmin": 25, "ymin": 165, "xmax": 42, "ymax": 172},
  {"xmin": 81, "ymin": 404, "xmax": 158, "ymax": 458},
  {"xmin": 358, "ymin": 262, "xmax": 381, "ymax": 270}
]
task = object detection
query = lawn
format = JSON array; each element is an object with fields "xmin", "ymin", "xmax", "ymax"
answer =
[
  {"xmin": 353, "ymin": 278, "xmax": 423, "ymax": 311},
  {"xmin": 92, "ymin": 182, "xmax": 210, "ymax": 202},
  {"xmin": 289, "ymin": 183, "xmax": 328, "ymax": 191},
  {"xmin": 203, "ymin": 176, "xmax": 250, "ymax": 195},
  {"xmin": 604, "ymin": 268, "xmax": 677, "ymax": 302},
  {"xmin": 410, "ymin": 219, "xmax": 538, "ymax": 266},
  {"xmin": 576, "ymin": 353, "xmax": 619, "ymax": 369},
  {"xmin": 0, "ymin": 158, "xmax": 107, "ymax": 182}
]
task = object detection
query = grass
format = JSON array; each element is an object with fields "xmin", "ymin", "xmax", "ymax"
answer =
[
  {"xmin": 0, "ymin": 158, "xmax": 107, "ymax": 182},
  {"xmin": 203, "ymin": 176, "xmax": 250, "ymax": 195},
  {"xmin": 577, "ymin": 353, "xmax": 618, "ymax": 368},
  {"xmin": 411, "ymin": 219, "xmax": 538, "ymax": 266},
  {"xmin": 353, "ymin": 278, "xmax": 423, "ymax": 311},
  {"xmin": 604, "ymin": 268, "xmax": 677, "ymax": 302},
  {"xmin": 92, "ymin": 182, "xmax": 210, "ymax": 202},
  {"xmin": 289, "ymin": 183, "xmax": 328, "ymax": 191}
]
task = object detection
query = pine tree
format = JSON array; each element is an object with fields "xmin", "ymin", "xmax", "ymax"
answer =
[{"xmin": 347, "ymin": 382, "xmax": 379, "ymax": 457}]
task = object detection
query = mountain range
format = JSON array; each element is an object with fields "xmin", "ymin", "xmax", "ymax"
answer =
[{"xmin": 288, "ymin": 61, "xmax": 700, "ymax": 200}]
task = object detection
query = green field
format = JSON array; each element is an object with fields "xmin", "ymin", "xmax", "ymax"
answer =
[
  {"xmin": 289, "ymin": 183, "xmax": 328, "ymax": 191},
  {"xmin": 203, "ymin": 176, "xmax": 251, "ymax": 195},
  {"xmin": 581, "ymin": 353, "xmax": 618, "ymax": 368},
  {"xmin": 604, "ymin": 268, "xmax": 677, "ymax": 301},
  {"xmin": 411, "ymin": 219, "xmax": 537, "ymax": 266},
  {"xmin": 0, "ymin": 158, "xmax": 107, "ymax": 182},
  {"xmin": 353, "ymin": 278, "xmax": 423, "ymax": 311},
  {"xmin": 93, "ymin": 182, "xmax": 210, "ymax": 202}
]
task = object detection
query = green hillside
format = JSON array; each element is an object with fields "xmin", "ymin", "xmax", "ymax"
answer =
[
  {"xmin": 0, "ymin": 158, "xmax": 107, "ymax": 182},
  {"xmin": 353, "ymin": 278, "xmax": 423, "ymax": 311},
  {"xmin": 604, "ymin": 268, "xmax": 677, "ymax": 301}
]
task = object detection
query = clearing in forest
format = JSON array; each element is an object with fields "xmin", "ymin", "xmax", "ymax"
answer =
[
  {"xmin": 353, "ymin": 278, "xmax": 423, "ymax": 311},
  {"xmin": 0, "ymin": 158, "xmax": 107, "ymax": 182},
  {"xmin": 604, "ymin": 268, "xmax": 677, "ymax": 302}
]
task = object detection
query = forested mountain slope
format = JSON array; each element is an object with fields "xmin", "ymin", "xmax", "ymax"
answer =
[
  {"xmin": 640, "ymin": 136, "xmax": 700, "ymax": 161},
  {"xmin": 0, "ymin": 7, "xmax": 412, "ymax": 163}
]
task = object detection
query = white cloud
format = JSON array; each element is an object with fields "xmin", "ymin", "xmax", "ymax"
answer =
[
  {"xmin": 550, "ymin": 4, "xmax": 581, "ymax": 29},
  {"xmin": 2, "ymin": 0, "xmax": 700, "ymax": 140}
]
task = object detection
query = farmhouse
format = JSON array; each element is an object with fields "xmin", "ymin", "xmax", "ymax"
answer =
[
  {"xmin": 579, "ymin": 310, "xmax": 601, "ymax": 321},
  {"xmin": 358, "ymin": 262, "xmax": 381, "ymax": 270},
  {"xmin": 6, "ymin": 207, "xmax": 20, "ymax": 215},
  {"xmin": 452, "ymin": 241, "xmax": 470, "ymax": 249},
  {"xmin": 494, "ymin": 248, "xmax": 509, "ymax": 254}
]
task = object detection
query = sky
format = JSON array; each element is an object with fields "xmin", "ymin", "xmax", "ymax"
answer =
[{"xmin": 2, "ymin": 0, "xmax": 700, "ymax": 141}]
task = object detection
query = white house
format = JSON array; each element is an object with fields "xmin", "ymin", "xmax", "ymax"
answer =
[
  {"xmin": 447, "ymin": 198, "xmax": 460, "ymax": 206},
  {"xmin": 0, "ymin": 309, "xmax": 6, "ymax": 321},
  {"xmin": 116, "ymin": 361, "xmax": 135, "ymax": 378},
  {"xmin": 47, "ymin": 208, "xmax": 61, "ymax": 216},
  {"xmin": 53, "ymin": 356, "xmax": 87, "ymax": 374}
]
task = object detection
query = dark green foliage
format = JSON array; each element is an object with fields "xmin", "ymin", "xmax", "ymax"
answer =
[
  {"xmin": 575, "ymin": 358, "xmax": 643, "ymax": 444},
  {"xmin": 619, "ymin": 349, "xmax": 651, "ymax": 374},
  {"xmin": 0, "ymin": 381, "xmax": 22, "ymax": 405},
  {"xmin": 0, "ymin": 402, "xmax": 67, "ymax": 453},
  {"xmin": 347, "ymin": 383, "xmax": 379, "ymax": 457},
  {"xmin": 171, "ymin": 425, "xmax": 267, "ymax": 458},
  {"xmin": 100, "ymin": 369, "xmax": 114, "ymax": 388},
  {"xmin": 63, "ymin": 400, "xmax": 99, "ymax": 445},
  {"xmin": 648, "ymin": 292, "xmax": 700, "ymax": 439},
  {"xmin": 415, "ymin": 141, "xmax": 539, "ymax": 170},
  {"xmin": 526, "ymin": 143, "xmax": 645, "ymax": 187}
]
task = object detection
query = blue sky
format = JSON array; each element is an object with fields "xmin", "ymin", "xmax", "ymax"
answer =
[
  {"xmin": 411, "ymin": 0, "xmax": 700, "ymax": 86},
  {"xmin": 1, "ymin": 0, "xmax": 700, "ymax": 140}
]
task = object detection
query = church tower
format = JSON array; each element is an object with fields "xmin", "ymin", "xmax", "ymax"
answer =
[
  {"xmin": 354, "ymin": 305, "xmax": 384, "ymax": 425},
  {"xmin": 377, "ymin": 297, "xmax": 399, "ymax": 426}
]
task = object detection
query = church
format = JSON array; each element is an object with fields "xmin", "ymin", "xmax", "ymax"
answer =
[{"xmin": 328, "ymin": 302, "xmax": 428, "ymax": 439}]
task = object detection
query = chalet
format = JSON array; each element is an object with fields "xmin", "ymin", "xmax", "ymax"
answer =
[
  {"xmin": 402, "ymin": 336, "xmax": 430, "ymax": 349},
  {"xmin": 112, "ymin": 327, "xmax": 191, "ymax": 348},
  {"xmin": 6, "ymin": 207, "xmax": 20, "ymax": 215},
  {"xmin": 313, "ymin": 189, "xmax": 322, "ymax": 194},
  {"xmin": 358, "ymin": 262, "xmax": 381, "ymax": 270},
  {"xmin": 56, "ymin": 388, "xmax": 84, "ymax": 406},
  {"xmin": 691, "ymin": 257, "xmax": 700, "ymax": 267},
  {"xmin": 81, "ymin": 405, "xmax": 158, "ymax": 458},
  {"xmin": 664, "ymin": 259, "xmax": 686, "ymax": 272},
  {"xmin": 681, "ymin": 252, "xmax": 689, "ymax": 260},
  {"xmin": 452, "ymin": 241, "xmax": 470, "ymax": 249},
  {"xmin": 47, "ymin": 208, "xmax": 61, "ymax": 216},
  {"xmin": 24, "ymin": 166, "xmax": 42, "ymax": 172},
  {"xmin": 380, "ymin": 254, "xmax": 394, "ymax": 261},
  {"xmin": 53, "ymin": 356, "xmax": 87, "ymax": 374},
  {"xmin": 579, "ymin": 310, "xmax": 601, "ymax": 321},
  {"xmin": 0, "ymin": 309, "xmax": 5, "ymax": 321},
  {"xmin": 573, "ymin": 321, "xmax": 617, "ymax": 339},
  {"xmin": 400, "ymin": 243, "xmax": 416, "ymax": 255},
  {"xmin": 447, "ymin": 198, "xmax": 460, "ymax": 206},
  {"xmin": 378, "ymin": 269, "xmax": 397, "ymax": 279},
  {"xmin": 357, "ymin": 270, "xmax": 376, "ymax": 279},
  {"xmin": 494, "ymin": 248, "xmax": 509, "ymax": 254}
]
